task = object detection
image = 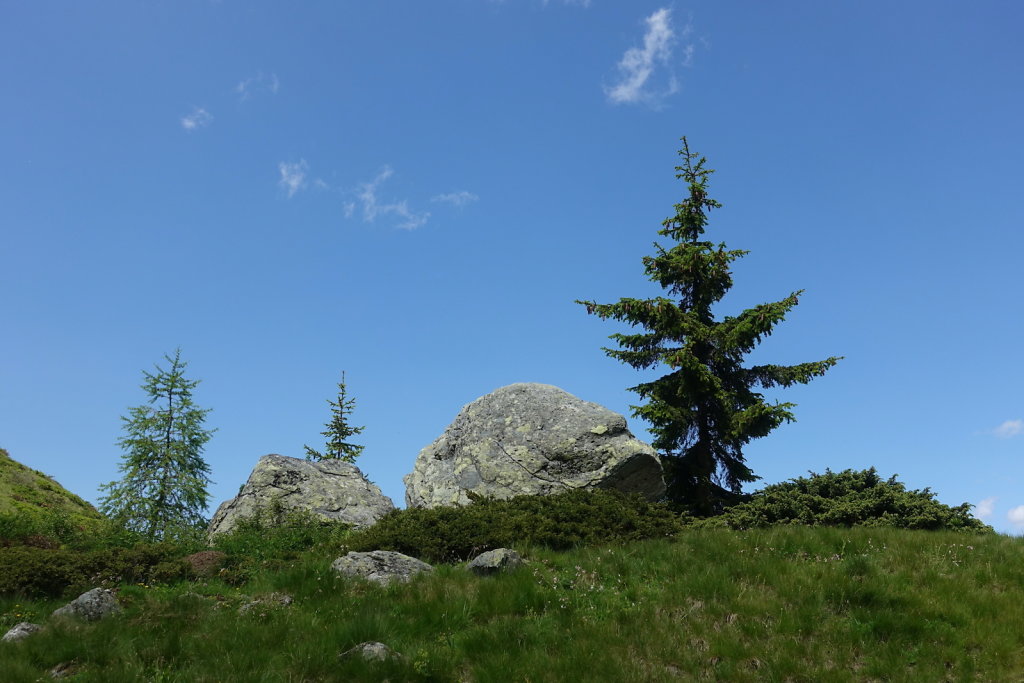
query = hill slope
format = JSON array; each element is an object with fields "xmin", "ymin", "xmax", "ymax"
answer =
[
  {"xmin": 2, "ymin": 525, "xmax": 1020, "ymax": 681},
  {"xmin": 0, "ymin": 447, "xmax": 102, "ymax": 524}
]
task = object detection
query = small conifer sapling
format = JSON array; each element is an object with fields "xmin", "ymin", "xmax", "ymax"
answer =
[{"xmin": 305, "ymin": 371, "xmax": 365, "ymax": 463}]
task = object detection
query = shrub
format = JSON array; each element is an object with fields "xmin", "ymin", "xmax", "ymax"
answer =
[
  {"xmin": 209, "ymin": 505, "xmax": 353, "ymax": 585},
  {"xmin": 704, "ymin": 468, "xmax": 993, "ymax": 532},
  {"xmin": 211, "ymin": 506, "xmax": 353, "ymax": 563},
  {"xmin": 0, "ymin": 543, "xmax": 191, "ymax": 598},
  {"xmin": 0, "ymin": 509, "xmax": 93, "ymax": 549},
  {"xmin": 344, "ymin": 488, "xmax": 690, "ymax": 563}
]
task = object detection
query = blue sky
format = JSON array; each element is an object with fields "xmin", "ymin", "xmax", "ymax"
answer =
[{"xmin": 2, "ymin": 1, "xmax": 1022, "ymax": 532}]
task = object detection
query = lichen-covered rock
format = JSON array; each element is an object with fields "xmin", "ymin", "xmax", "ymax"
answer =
[
  {"xmin": 404, "ymin": 383, "xmax": 665, "ymax": 508},
  {"xmin": 2, "ymin": 622, "xmax": 42, "ymax": 642},
  {"xmin": 52, "ymin": 588, "xmax": 121, "ymax": 622},
  {"xmin": 467, "ymin": 548, "xmax": 525, "ymax": 576},
  {"xmin": 331, "ymin": 550, "xmax": 434, "ymax": 585},
  {"xmin": 338, "ymin": 641, "xmax": 405, "ymax": 662},
  {"xmin": 207, "ymin": 454, "xmax": 394, "ymax": 539},
  {"xmin": 238, "ymin": 592, "xmax": 293, "ymax": 615}
]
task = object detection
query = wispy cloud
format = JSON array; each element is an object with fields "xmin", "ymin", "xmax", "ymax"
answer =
[
  {"xmin": 180, "ymin": 106, "xmax": 213, "ymax": 131},
  {"xmin": 993, "ymin": 419, "xmax": 1023, "ymax": 439},
  {"xmin": 431, "ymin": 191, "xmax": 479, "ymax": 208},
  {"xmin": 278, "ymin": 160, "xmax": 309, "ymax": 198},
  {"xmin": 352, "ymin": 166, "xmax": 430, "ymax": 230},
  {"xmin": 975, "ymin": 496, "xmax": 996, "ymax": 519},
  {"xmin": 605, "ymin": 8, "xmax": 691, "ymax": 107},
  {"xmin": 1008, "ymin": 505, "xmax": 1024, "ymax": 526},
  {"xmin": 236, "ymin": 72, "xmax": 280, "ymax": 100}
]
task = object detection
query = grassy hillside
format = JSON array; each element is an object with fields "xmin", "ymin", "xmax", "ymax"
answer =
[
  {"xmin": 0, "ymin": 448, "xmax": 102, "ymax": 525},
  {"xmin": 2, "ymin": 525, "xmax": 1021, "ymax": 681}
]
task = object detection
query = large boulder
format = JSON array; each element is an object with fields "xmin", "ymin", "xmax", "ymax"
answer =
[
  {"xmin": 404, "ymin": 383, "xmax": 665, "ymax": 508},
  {"xmin": 207, "ymin": 454, "xmax": 394, "ymax": 539}
]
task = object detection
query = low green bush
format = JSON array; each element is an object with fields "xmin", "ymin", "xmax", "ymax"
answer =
[
  {"xmin": 0, "ymin": 509, "xmax": 95, "ymax": 549},
  {"xmin": 344, "ymin": 488, "xmax": 690, "ymax": 563},
  {"xmin": 209, "ymin": 504, "xmax": 353, "ymax": 585},
  {"xmin": 211, "ymin": 506, "xmax": 353, "ymax": 562},
  {"xmin": 0, "ymin": 543, "xmax": 192, "ymax": 598},
  {"xmin": 704, "ymin": 468, "xmax": 993, "ymax": 532}
]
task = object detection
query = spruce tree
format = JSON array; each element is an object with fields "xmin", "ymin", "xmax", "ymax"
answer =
[
  {"xmin": 305, "ymin": 371, "xmax": 365, "ymax": 463},
  {"xmin": 578, "ymin": 138, "xmax": 841, "ymax": 515},
  {"xmin": 99, "ymin": 349, "xmax": 214, "ymax": 540}
]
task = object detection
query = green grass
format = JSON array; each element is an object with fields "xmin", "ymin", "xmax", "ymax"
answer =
[{"xmin": 2, "ymin": 525, "xmax": 1021, "ymax": 681}]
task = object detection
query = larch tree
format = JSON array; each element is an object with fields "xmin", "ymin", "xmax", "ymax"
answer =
[
  {"xmin": 305, "ymin": 371, "xmax": 365, "ymax": 463},
  {"xmin": 578, "ymin": 138, "xmax": 841, "ymax": 516},
  {"xmin": 99, "ymin": 348, "xmax": 214, "ymax": 540}
]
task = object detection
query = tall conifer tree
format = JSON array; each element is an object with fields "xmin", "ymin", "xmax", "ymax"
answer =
[
  {"xmin": 99, "ymin": 349, "xmax": 214, "ymax": 540},
  {"xmin": 305, "ymin": 371, "xmax": 365, "ymax": 463},
  {"xmin": 578, "ymin": 138, "xmax": 841, "ymax": 515}
]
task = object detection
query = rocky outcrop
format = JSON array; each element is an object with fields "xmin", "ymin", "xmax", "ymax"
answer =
[
  {"xmin": 404, "ymin": 383, "xmax": 665, "ymax": 508},
  {"xmin": 331, "ymin": 550, "xmax": 434, "ymax": 585},
  {"xmin": 207, "ymin": 455, "xmax": 394, "ymax": 539},
  {"xmin": 467, "ymin": 548, "xmax": 525, "ymax": 576},
  {"xmin": 52, "ymin": 588, "xmax": 121, "ymax": 622}
]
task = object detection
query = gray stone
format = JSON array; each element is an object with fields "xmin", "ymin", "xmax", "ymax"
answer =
[
  {"xmin": 2, "ymin": 622, "xmax": 42, "ymax": 642},
  {"xmin": 339, "ymin": 641, "xmax": 405, "ymax": 662},
  {"xmin": 331, "ymin": 550, "xmax": 433, "ymax": 585},
  {"xmin": 467, "ymin": 548, "xmax": 525, "ymax": 576},
  {"xmin": 49, "ymin": 661, "xmax": 82, "ymax": 679},
  {"xmin": 238, "ymin": 591, "xmax": 293, "ymax": 615},
  {"xmin": 52, "ymin": 588, "xmax": 121, "ymax": 622},
  {"xmin": 404, "ymin": 383, "xmax": 665, "ymax": 508},
  {"xmin": 207, "ymin": 454, "xmax": 395, "ymax": 539}
]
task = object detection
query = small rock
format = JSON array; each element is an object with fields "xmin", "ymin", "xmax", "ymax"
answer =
[
  {"xmin": 238, "ymin": 592, "xmax": 294, "ymax": 615},
  {"xmin": 331, "ymin": 550, "xmax": 433, "ymax": 585},
  {"xmin": 467, "ymin": 548, "xmax": 525, "ymax": 576},
  {"xmin": 49, "ymin": 660, "xmax": 82, "ymax": 678},
  {"xmin": 339, "ymin": 641, "xmax": 404, "ymax": 662},
  {"xmin": 2, "ymin": 622, "xmax": 42, "ymax": 642},
  {"xmin": 184, "ymin": 550, "xmax": 228, "ymax": 577},
  {"xmin": 52, "ymin": 588, "xmax": 121, "ymax": 622}
]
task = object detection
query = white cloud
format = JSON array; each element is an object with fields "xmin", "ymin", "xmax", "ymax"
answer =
[
  {"xmin": 1008, "ymin": 505, "xmax": 1024, "ymax": 526},
  {"xmin": 180, "ymin": 106, "xmax": 213, "ymax": 131},
  {"xmin": 278, "ymin": 160, "xmax": 309, "ymax": 198},
  {"xmin": 236, "ymin": 72, "xmax": 280, "ymax": 100},
  {"xmin": 431, "ymin": 191, "xmax": 479, "ymax": 208},
  {"xmin": 975, "ymin": 496, "xmax": 996, "ymax": 519},
  {"xmin": 993, "ymin": 419, "xmax": 1023, "ymax": 438},
  {"xmin": 605, "ymin": 8, "xmax": 690, "ymax": 106},
  {"xmin": 351, "ymin": 166, "xmax": 430, "ymax": 230}
]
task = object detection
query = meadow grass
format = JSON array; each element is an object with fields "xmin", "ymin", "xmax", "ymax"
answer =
[{"xmin": 2, "ymin": 525, "xmax": 1022, "ymax": 681}]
